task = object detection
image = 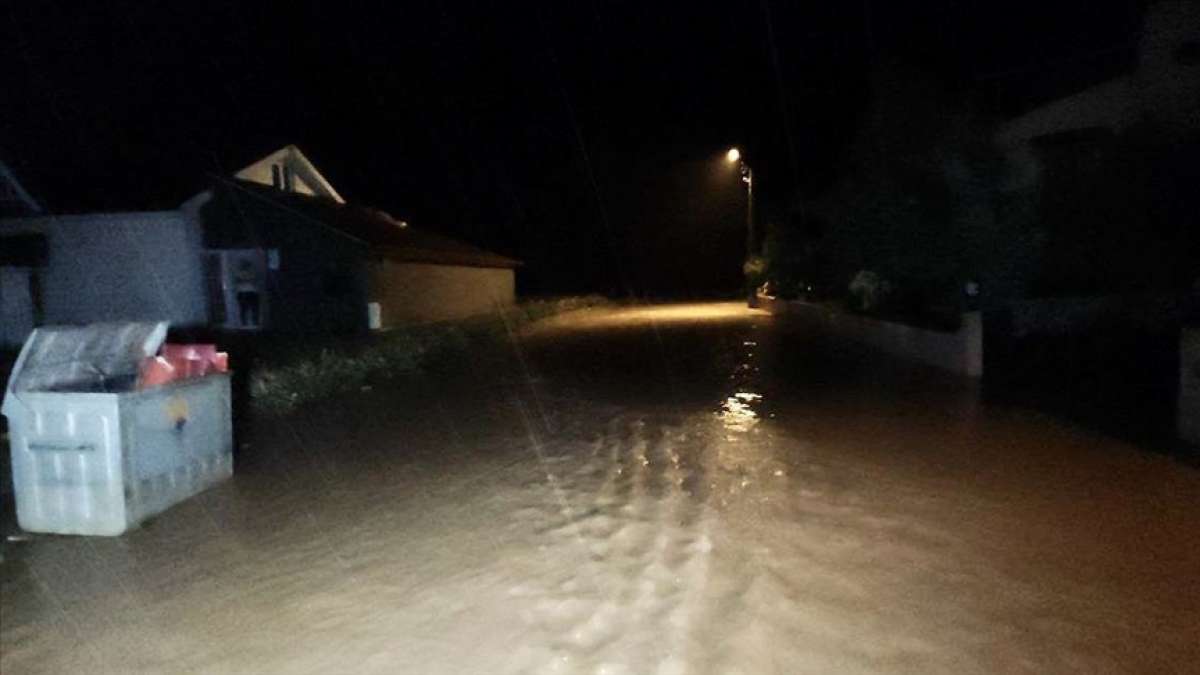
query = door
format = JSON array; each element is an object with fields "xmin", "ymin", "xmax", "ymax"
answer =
[{"xmin": 204, "ymin": 249, "xmax": 268, "ymax": 330}]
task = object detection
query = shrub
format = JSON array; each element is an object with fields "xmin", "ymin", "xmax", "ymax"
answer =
[
  {"xmin": 848, "ymin": 270, "xmax": 891, "ymax": 312},
  {"xmin": 247, "ymin": 296, "xmax": 613, "ymax": 415}
]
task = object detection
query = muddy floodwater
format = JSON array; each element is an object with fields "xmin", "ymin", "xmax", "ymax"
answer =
[{"xmin": 3, "ymin": 302, "xmax": 1198, "ymax": 674}]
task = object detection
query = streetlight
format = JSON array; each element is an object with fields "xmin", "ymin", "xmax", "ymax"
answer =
[{"xmin": 726, "ymin": 147, "xmax": 757, "ymax": 308}]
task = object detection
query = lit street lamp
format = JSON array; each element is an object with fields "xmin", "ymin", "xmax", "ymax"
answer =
[{"xmin": 726, "ymin": 147, "xmax": 757, "ymax": 308}]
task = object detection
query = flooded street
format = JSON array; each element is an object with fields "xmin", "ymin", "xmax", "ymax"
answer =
[{"xmin": 3, "ymin": 302, "xmax": 1198, "ymax": 674}]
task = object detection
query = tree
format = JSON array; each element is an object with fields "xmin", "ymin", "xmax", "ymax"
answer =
[{"xmin": 780, "ymin": 62, "xmax": 1041, "ymax": 319}]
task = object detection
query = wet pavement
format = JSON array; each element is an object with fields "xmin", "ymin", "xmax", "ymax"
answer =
[{"xmin": 2, "ymin": 302, "xmax": 1198, "ymax": 674}]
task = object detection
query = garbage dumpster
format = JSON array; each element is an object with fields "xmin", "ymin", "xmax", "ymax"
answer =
[{"xmin": 2, "ymin": 322, "xmax": 233, "ymax": 536}]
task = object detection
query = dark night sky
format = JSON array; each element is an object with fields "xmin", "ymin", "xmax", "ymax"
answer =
[{"xmin": 0, "ymin": 1, "xmax": 1146, "ymax": 295}]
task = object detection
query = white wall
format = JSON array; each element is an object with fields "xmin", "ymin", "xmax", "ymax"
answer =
[
  {"xmin": 369, "ymin": 261, "xmax": 515, "ymax": 327},
  {"xmin": 0, "ymin": 212, "xmax": 208, "ymax": 331},
  {"xmin": 762, "ymin": 297, "xmax": 983, "ymax": 377}
]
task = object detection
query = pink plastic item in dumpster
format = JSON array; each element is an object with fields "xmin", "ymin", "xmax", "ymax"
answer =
[
  {"xmin": 136, "ymin": 344, "xmax": 230, "ymax": 390},
  {"xmin": 162, "ymin": 344, "xmax": 216, "ymax": 376},
  {"xmin": 137, "ymin": 356, "xmax": 177, "ymax": 389}
]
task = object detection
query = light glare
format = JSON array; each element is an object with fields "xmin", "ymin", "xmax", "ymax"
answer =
[{"xmin": 726, "ymin": 147, "xmax": 741, "ymax": 163}]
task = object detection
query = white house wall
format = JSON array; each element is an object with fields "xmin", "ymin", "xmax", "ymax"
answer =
[
  {"xmin": 369, "ymin": 261, "xmax": 515, "ymax": 327},
  {"xmin": 0, "ymin": 211, "xmax": 208, "ymax": 330}
]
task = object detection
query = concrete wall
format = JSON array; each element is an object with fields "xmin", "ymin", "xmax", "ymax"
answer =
[
  {"xmin": 0, "ymin": 212, "xmax": 208, "ymax": 334},
  {"xmin": 369, "ymin": 261, "xmax": 515, "ymax": 327},
  {"xmin": 763, "ymin": 296, "xmax": 982, "ymax": 377},
  {"xmin": 1180, "ymin": 328, "xmax": 1200, "ymax": 445}
]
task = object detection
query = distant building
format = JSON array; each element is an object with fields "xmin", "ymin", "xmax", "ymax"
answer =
[{"xmin": 0, "ymin": 145, "xmax": 519, "ymax": 346}]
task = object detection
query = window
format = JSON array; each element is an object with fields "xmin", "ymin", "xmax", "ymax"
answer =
[
  {"xmin": 0, "ymin": 233, "xmax": 48, "ymax": 266},
  {"xmin": 271, "ymin": 164, "xmax": 283, "ymax": 188}
]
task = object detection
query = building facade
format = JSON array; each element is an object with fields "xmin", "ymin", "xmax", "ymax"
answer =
[{"xmin": 0, "ymin": 146, "xmax": 518, "ymax": 346}]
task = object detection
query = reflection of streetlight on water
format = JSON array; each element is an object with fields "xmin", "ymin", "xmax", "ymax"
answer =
[{"xmin": 725, "ymin": 147, "xmax": 757, "ymax": 308}]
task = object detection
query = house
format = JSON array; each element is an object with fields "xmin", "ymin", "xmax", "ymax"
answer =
[
  {"xmin": 0, "ymin": 210, "xmax": 210, "ymax": 347},
  {"xmin": 996, "ymin": 1, "xmax": 1200, "ymax": 147},
  {"xmin": 196, "ymin": 150, "xmax": 520, "ymax": 332},
  {"xmin": 1, "ymin": 150, "xmax": 208, "ymax": 344},
  {"xmin": 988, "ymin": 1, "xmax": 1200, "ymax": 298},
  {"xmin": 0, "ymin": 145, "xmax": 519, "ymax": 346}
]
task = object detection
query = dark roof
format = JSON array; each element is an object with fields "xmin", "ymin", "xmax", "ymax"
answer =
[{"xmin": 210, "ymin": 179, "xmax": 520, "ymax": 269}]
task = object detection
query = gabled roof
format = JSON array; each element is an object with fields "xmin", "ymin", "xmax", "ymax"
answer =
[
  {"xmin": 996, "ymin": 1, "xmax": 1200, "ymax": 147},
  {"xmin": 234, "ymin": 144, "xmax": 345, "ymax": 204},
  {"xmin": 206, "ymin": 179, "xmax": 520, "ymax": 269},
  {"xmin": 995, "ymin": 77, "xmax": 1136, "ymax": 146}
]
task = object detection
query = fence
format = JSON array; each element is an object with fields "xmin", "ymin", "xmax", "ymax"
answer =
[{"xmin": 760, "ymin": 296, "xmax": 982, "ymax": 377}]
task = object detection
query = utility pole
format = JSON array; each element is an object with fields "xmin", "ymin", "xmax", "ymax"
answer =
[
  {"xmin": 743, "ymin": 162, "xmax": 757, "ymax": 308},
  {"xmin": 726, "ymin": 147, "xmax": 758, "ymax": 308}
]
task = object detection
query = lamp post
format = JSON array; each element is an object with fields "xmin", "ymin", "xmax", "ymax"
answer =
[{"xmin": 727, "ymin": 147, "xmax": 758, "ymax": 308}]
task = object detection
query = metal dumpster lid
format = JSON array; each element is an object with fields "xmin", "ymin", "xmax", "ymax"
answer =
[{"xmin": 3, "ymin": 322, "xmax": 168, "ymax": 401}]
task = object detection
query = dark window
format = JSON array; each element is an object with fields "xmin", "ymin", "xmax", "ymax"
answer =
[
  {"xmin": 271, "ymin": 164, "xmax": 283, "ymax": 188},
  {"xmin": 0, "ymin": 233, "xmax": 48, "ymax": 266}
]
